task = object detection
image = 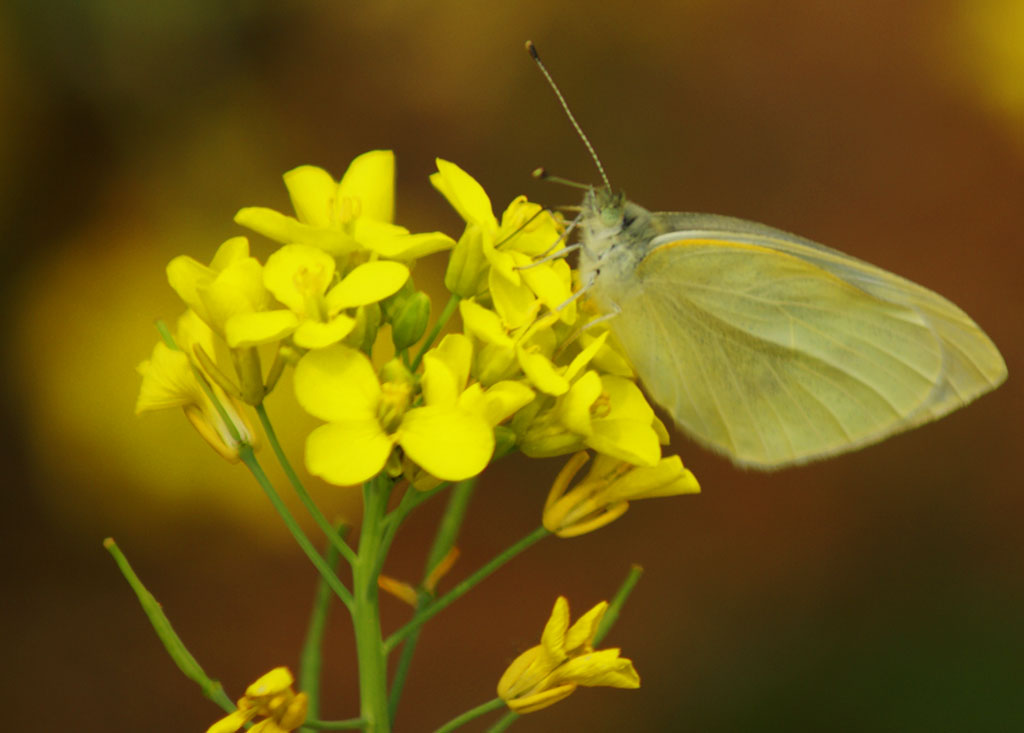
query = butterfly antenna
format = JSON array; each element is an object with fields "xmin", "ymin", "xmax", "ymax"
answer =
[{"xmin": 526, "ymin": 41, "xmax": 611, "ymax": 190}]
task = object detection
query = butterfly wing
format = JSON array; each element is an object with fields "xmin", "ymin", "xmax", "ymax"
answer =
[{"xmin": 604, "ymin": 215, "xmax": 1006, "ymax": 468}]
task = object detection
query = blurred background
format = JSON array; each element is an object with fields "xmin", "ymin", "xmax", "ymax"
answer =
[{"xmin": 3, "ymin": 1, "xmax": 1023, "ymax": 730}]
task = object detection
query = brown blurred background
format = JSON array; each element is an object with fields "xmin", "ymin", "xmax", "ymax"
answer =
[{"xmin": 2, "ymin": 1, "xmax": 1023, "ymax": 730}]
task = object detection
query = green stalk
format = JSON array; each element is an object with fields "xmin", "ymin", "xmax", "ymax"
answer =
[
  {"xmin": 411, "ymin": 293, "xmax": 461, "ymax": 371},
  {"xmin": 256, "ymin": 404, "xmax": 357, "ymax": 568},
  {"xmin": 432, "ymin": 697, "xmax": 505, "ymax": 733},
  {"xmin": 351, "ymin": 473, "xmax": 394, "ymax": 732},
  {"xmin": 389, "ymin": 479, "xmax": 477, "ymax": 721},
  {"xmin": 486, "ymin": 711, "xmax": 519, "ymax": 732},
  {"xmin": 103, "ymin": 538, "xmax": 235, "ymax": 713},
  {"xmin": 594, "ymin": 564, "xmax": 643, "ymax": 645},
  {"xmin": 377, "ymin": 480, "xmax": 450, "ymax": 574},
  {"xmin": 385, "ymin": 526, "xmax": 549, "ymax": 653},
  {"xmin": 299, "ymin": 524, "xmax": 350, "ymax": 726},
  {"xmin": 303, "ymin": 718, "xmax": 368, "ymax": 730},
  {"xmin": 238, "ymin": 445, "xmax": 353, "ymax": 610}
]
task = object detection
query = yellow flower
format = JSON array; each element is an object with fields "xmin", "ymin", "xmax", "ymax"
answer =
[
  {"xmin": 206, "ymin": 667, "xmax": 307, "ymax": 733},
  {"xmin": 261, "ymin": 243, "xmax": 410, "ymax": 349},
  {"xmin": 497, "ymin": 596, "xmax": 639, "ymax": 714},
  {"xmin": 235, "ymin": 151, "xmax": 454, "ymax": 259},
  {"xmin": 293, "ymin": 335, "xmax": 529, "ymax": 486},
  {"xmin": 515, "ymin": 342, "xmax": 665, "ymax": 466},
  {"xmin": 166, "ymin": 236, "xmax": 292, "ymax": 348},
  {"xmin": 543, "ymin": 451, "xmax": 700, "ymax": 537},
  {"xmin": 135, "ymin": 311, "xmax": 255, "ymax": 461},
  {"xmin": 431, "ymin": 159, "xmax": 570, "ymax": 313}
]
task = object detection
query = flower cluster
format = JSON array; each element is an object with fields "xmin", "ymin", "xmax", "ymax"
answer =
[{"xmin": 137, "ymin": 149, "xmax": 699, "ymax": 514}]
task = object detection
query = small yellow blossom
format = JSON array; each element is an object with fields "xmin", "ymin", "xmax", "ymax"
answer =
[
  {"xmin": 294, "ymin": 336, "xmax": 527, "ymax": 486},
  {"xmin": 206, "ymin": 667, "xmax": 307, "ymax": 733},
  {"xmin": 261, "ymin": 243, "xmax": 410, "ymax": 349},
  {"xmin": 497, "ymin": 596, "xmax": 639, "ymax": 713},
  {"xmin": 431, "ymin": 159, "xmax": 570, "ymax": 316},
  {"xmin": 517, "ymin": 369, "xmax": 664, "ymax": 467},
  {"xmin": 543, "ymin": 451, "xmax": 700, "ymax": 537},
  {"xmin": 135, "ymin": 311, "xmax": 256, "ymax": 461},
  {"xmin": 235, "ymin": 151, "xmax": 454, "ymax": 259},
  {"xmin": 166, "ymin": 236, "xmax": 291, "ymax": 348}
]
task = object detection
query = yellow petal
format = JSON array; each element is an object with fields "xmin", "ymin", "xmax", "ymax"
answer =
[
  {"xmin": 225, "ymin": 310, "xmax": 299, "ymax": 348},
  {"xmin": 339, "ymin": 150, "xmax": 395, "ymax": 223},
  {"xmin": 519, "ymin": 259, "xmax": 573, "ymax": 317},
  {"xmin": 399, "ymin": 405, "xmax": 493, "ymax": 481},
  {"xmin": 135, "ymin": 342, "xmax": 199, "ymax": 413},
  {"xmin": 564, "ymin": 601, "xmax": 607, "ymax": 652},
  {"xmin": 209, "ymin": 236, "xmax": 251, "ymax": 270},
  {"xmin": 518, "ymin": 347, "xmax": 569, "ymax": 396},
  {"xmin": 305, "ymin": 420, "xmax": 393, "ymax": 486},
  {"xmin": 370, "ymin": 230, "xmax": 455, "ymax": 259},
  {"xmin": 325, "ymin": 261, "xmax": 409, "ymax": 311},
  {"xmin": 559, "ymin": 370, "xmax": 602, "ymax": 436},
  {"xmin": 293, "ymin": 315, "xmax": 356, "ymax": 349},
  {"xmin": 565, "ymin": 332, "xmax": 608, "ymax": 382},
  {"xmin": 497, "ymin": 645, "xmax": 544, "ymax": 700},
  {"xmin": 477, "ymin": 343, "xmax": 518, "ymax": 386},
  {"xmin": 420, "ymin": 353, "xmax": 459, "ymax": 408},
  {"xmin": 206, "ymin": 709, "xmax": 251, "ymax": 733},
  {"xmin": 246, "ymin": 667, "xmax": 295, "ymax": 696},
  {"xmin": 283, "ymin": 165, "xmax": 338, "ymax": 227},
  {"xmin": 234, "ymin": 207, "xmax": 351, "ymax": 253},
  {"xmin": 445, "ymin": 225, "xmax": 488, "ymax": 297},
  {"xmin": 604, "ymin": 455, "xmax": 700, "ymax": 501},
  {"xmin": 433, "ymin": 333, "xmax": 473, "ymax": 391},
  {"xmin": 294, "ymin": 344, "xmax": 381, "ymax": 421},
  {"xmin": 582, "ymin": 329, "xmax": 634, "ymax": 377},
  {"xmin": 263, "ymin": 243, "xmax": 336, "ymax": 312},
  {"xmin": 431, "ymin": 158, "xmax": 496, "ymax": 229},
  {"xmin": 602, "ymin": 375, "xmax": 654, "ymax": 422},
  {"xmin": 470, "ymin": 380, "xmax": 535, "ymax": 426},
  {"xmin": 489, "ymin": 263, "xmax": 538, "ymax": 330},
  {"xmin": 540, "ymin": 596, "xmax": 571, "ymax": 659},
  {"xmin": 193, "ymin": 257, "xmax": 271, "ymax": 334},
  {"xmin": 552, "ymin": 649, "xmax": 640, "ymax": 689},
  {"xmin": 586, "ymin": 419, "xmax": 661, "ymax": 467},
  {"xmin": 165, "ymin": 254, "xmax": 211, "ymax": 311},
  {"xmin": 459, "ymin": 299, "xmax": 513, "ymax": 348},
  {"xmin": 505, "ymin": 683, "xmax": 577, "ymax": 713}
]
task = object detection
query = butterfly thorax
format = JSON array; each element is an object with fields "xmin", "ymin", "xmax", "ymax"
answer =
[{"xmin": 578, "ymin": 187, "xmax": 657, "ymax": 295}]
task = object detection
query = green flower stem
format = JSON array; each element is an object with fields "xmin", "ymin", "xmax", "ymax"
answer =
[
  {"xmin": 155, "ymin": 319, "xmax": 177, "ymax": 349},
  {"xmin": 304, "ymin": 718, "xmax": 368, "ymax": 730},
  {"xmin": 411, "ymin": 293, "xmax": 461, "ymax": 371},
  {"xmin": 256, "ymin": 403, "xmax": 357, "ymax": 567},
  {"xmin": 300, "ymin": 524, "xmax": 350, "ymax": 725},
  {"xmin": 486, "ymin": 711, "xmax": 519, "ymax": 733},
  {"xmin": 432, "ymin": 697, "xmax": 505, "ymax": 733},
  {"xmin": 424, "ymin": 478, "xmax": 476, "ymax": 571},
  {"xmin": 103, "ymin": 538, "xmax": 235, "ymax": 713},
  {"xmin": 238, "ymin": 445, "xmax": 353, "ymax": 610},
  {"xmin": 389, "ymin": 479, "xmax": 477, "ymax": 720},
  {"xmin": 595, "ymin": 564, "xmax": 644, "ymax": 645},
  {"xmin": 352, "ymin": 473, "xmax": 394, "ymax": 733},
  {"xmin": 384, "ymin": 525, "xmax": 550, "ymax": 654},
  {"xmin": 377, "ymin": 481, "xmax": 450, "ymax": 576}
]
